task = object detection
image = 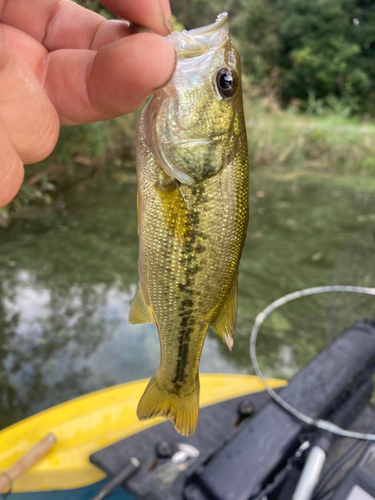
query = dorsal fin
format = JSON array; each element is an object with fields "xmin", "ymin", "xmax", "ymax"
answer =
[
  {"xmin": 129, "ymin": 285, "xmax": 153, "ymax": 325},
  {"xmin": 211, "ymin": 278, "xmax": 238, "ymax": 351}
]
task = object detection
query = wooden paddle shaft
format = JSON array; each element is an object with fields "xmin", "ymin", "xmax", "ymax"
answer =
[{"xmin": 0, "ymin": 433, "xmax": 56, "ymax": 493}]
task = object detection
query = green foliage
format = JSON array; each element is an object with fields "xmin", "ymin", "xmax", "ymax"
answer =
[
  {"xmin": 55, "ymin": 122, "xmax": 111, "ymax": 164},
  {"xmin": 170, "ymin": 0, "xmax": 233, "ymax": 29},
  {"xmin": 245, "ymin": 97, "xmax": 375, "ymax": 175},
  {"xmin": 235, "ymin": 0, "xmax": 375, "ymax": 112}
]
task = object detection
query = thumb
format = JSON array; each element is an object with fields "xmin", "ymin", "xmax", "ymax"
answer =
[
  {"xmin": 0, "ymin": 25, "xmax": 23, "ymax": 208},
  {"xmin": 0, "ymin": 23, "xmax": 60, "ymax": 163}
]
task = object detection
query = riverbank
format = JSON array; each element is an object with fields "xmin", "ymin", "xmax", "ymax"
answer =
[{"xmin": 2, "ymin": 98, "xmax": 375, "ymax": 228}]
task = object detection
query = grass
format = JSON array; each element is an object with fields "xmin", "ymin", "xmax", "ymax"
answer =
[
  {"xmin": 244, "ymin": 95, "xmax": 375, "ymax": 176},
  {"xmin": 3, "ymin": 92, "xmax": 375, "ymax": 229}
]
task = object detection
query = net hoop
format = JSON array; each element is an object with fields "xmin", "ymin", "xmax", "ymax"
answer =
[{"xmin": 250, "ymin": 286, "xmax": 375, "ymax": 441}]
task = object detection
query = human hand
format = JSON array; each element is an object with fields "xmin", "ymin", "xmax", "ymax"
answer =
[{"xmin": 0, "ymin": 0, "xmax": 175, "ymax": 207}]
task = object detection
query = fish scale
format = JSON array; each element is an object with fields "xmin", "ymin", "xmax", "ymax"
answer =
[{"xmin": 129, "ymin": 13, "xmax": 249, "ymax": 436}]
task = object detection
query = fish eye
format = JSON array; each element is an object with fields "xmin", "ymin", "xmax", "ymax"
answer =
[{"xmin": 215, "ymin": 68, "xmax": 238, "ymax": 99}]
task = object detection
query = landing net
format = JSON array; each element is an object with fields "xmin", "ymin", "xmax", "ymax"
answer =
[{"xmin": 250, "ymin": 285, "xmax": 375, "ymax": 441}]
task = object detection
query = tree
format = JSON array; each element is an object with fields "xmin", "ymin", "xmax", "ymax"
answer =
[{"xmin": 236, "ymin": 0, "xmax": 375, "ymax": 112}]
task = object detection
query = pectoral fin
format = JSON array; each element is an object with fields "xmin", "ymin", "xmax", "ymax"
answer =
[
  {"xmin": 212, "ymin": 278, "xmax": 238, "ymax": 351},
  {"xmin": 157, "ymin": 182, "xmax": 191, "ymax": 243},
  {"xmin": 129, "ymin": 285, "xmax": 153, "ymax": 324}
]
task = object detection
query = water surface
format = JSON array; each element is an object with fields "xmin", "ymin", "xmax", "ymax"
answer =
[{"xmin": 0, "ymin": 168, "xmax": 374, "ymax": 429}]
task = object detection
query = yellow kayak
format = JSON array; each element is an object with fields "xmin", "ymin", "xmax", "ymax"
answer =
[{"xmin": 0, "ymin": 374, "xmax": 286, "ymax": 494}]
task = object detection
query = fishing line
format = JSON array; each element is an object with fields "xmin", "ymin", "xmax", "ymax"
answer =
[{"xmin": 250, "ymin": 285, "xmax": 375, "ymax": 441}]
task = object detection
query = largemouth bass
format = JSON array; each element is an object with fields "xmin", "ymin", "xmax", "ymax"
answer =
[{"xmin": 129, "ymin": 13, "xmax": 249, "ymax": 436}]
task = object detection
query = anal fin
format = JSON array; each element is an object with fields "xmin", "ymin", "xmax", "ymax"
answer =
[
  {"xmin": 211, "ymin": 277, "xmax": 238, "ymax": 351},
  {"xmin": 129, "ymin": 285, "xmax": 153, "ymax": 324}
]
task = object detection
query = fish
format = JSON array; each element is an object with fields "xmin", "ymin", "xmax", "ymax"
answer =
[{"xmin": 129, "ymin": 12, "xmax": 249, "ymax": 436}]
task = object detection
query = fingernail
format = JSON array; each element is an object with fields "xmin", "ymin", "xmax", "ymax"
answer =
[
  {"xmin": 163, "ymin": 15, "xmax": 173, "ymax": 34},
  {"xmin": 159, "ymin": 0, "xmax": 172, "ymax": 34}
]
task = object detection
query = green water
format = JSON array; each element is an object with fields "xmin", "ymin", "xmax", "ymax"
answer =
[{"xmin": 0, "ymin": 168, "xmax": 374, "ymax": 429}]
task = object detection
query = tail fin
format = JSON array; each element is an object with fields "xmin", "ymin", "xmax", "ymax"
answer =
[{"xmin": 137, "ymin": 372, "xmax": 199, "ymax": 436}]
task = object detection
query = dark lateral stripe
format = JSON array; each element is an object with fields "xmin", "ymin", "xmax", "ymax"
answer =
[
  {"xmin": 171, "ymin": 324, "xmax": 193, "ymax": 385},
  {"xmin": 172, "ymin": 185, "xmax": 207, "ymax": 386}
]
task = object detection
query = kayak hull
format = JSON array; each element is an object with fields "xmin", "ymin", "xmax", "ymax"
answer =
[{"xmin": 0, "ymin": 374, "xmax": 286, "ymax": 494}]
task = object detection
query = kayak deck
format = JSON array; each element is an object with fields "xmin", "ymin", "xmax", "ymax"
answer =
[{"xmin": 0, "ymin": 374, "xmax": 286, "ymax": 492}]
